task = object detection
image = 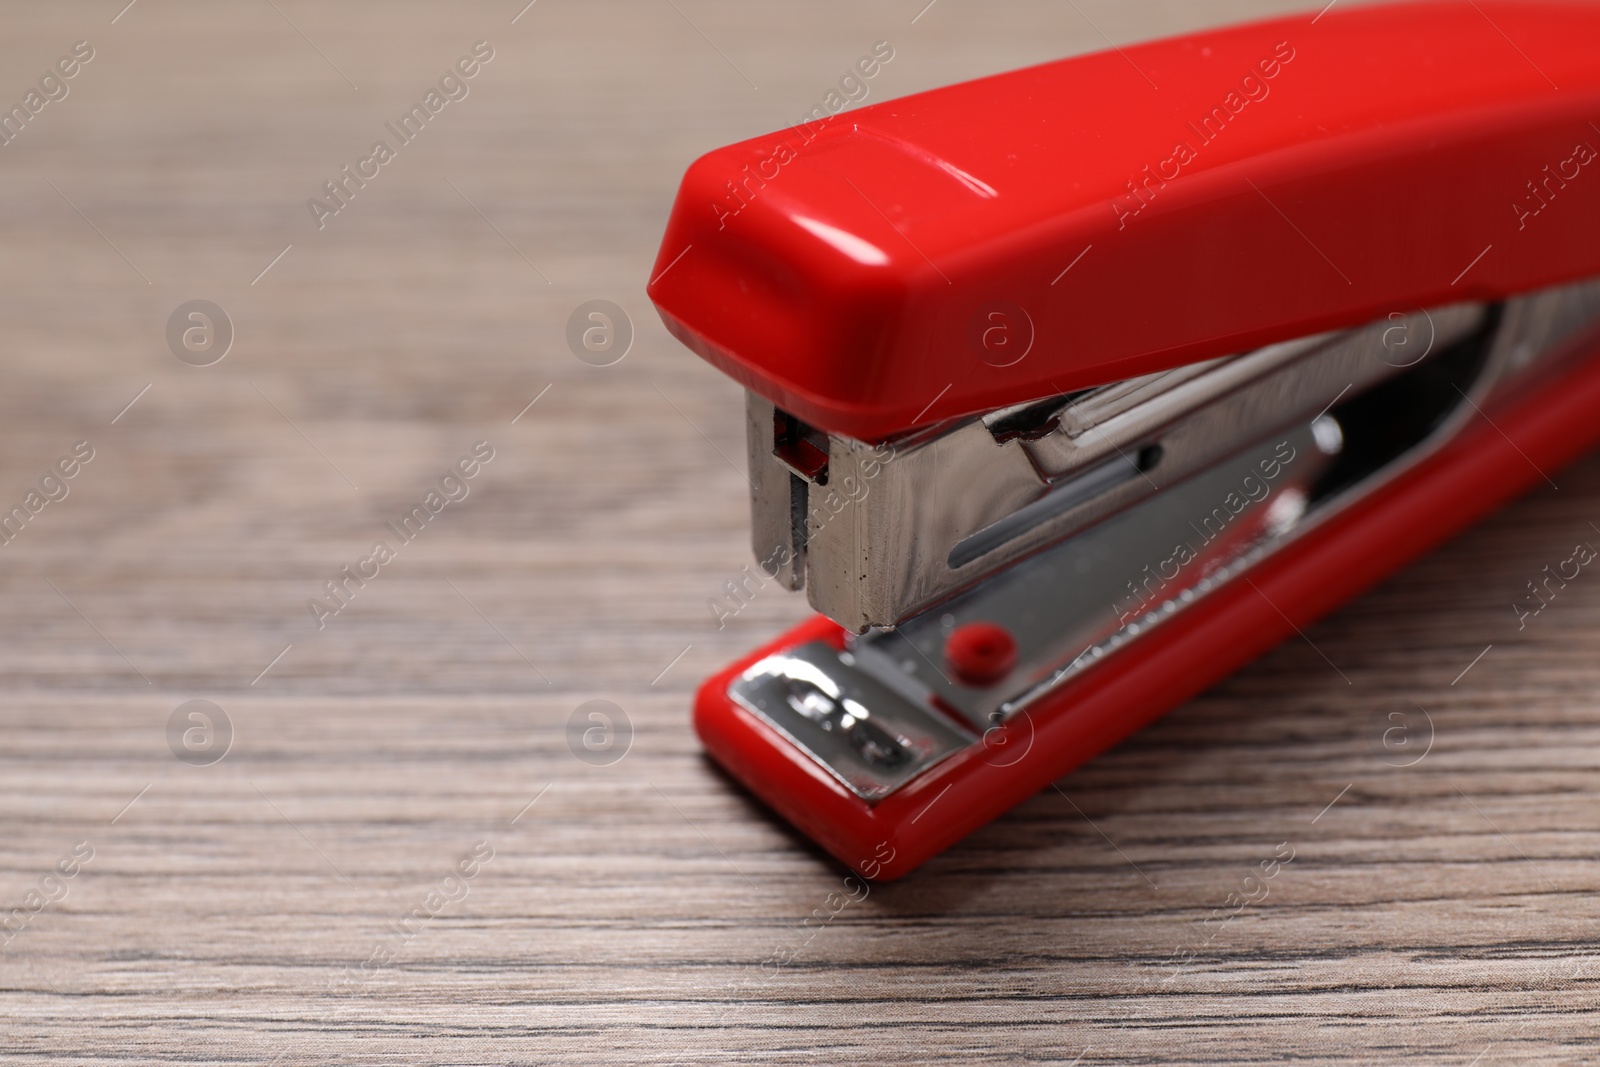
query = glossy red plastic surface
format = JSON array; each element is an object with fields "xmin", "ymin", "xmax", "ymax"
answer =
[
  {"xmin": 649, "ymin": 1, "xmax": 1600, "ymax": 441},
  {"xmin": 695, "ymin": 332, "xmax": 1600, "ymax": 880}
]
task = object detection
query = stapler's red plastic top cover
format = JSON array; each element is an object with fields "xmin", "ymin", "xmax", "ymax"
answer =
[{"xmin": 647, "ymin": 1, "xmax": 1600, "ymax": 441}]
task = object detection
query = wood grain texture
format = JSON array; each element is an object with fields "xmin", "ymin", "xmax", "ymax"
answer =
[{"xmin": 2, "ymin": 1, "xmax": 1598, "ymax": 1063}]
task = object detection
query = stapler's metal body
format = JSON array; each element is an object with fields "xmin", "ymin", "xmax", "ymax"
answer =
[{"xmin": 649, "ymin": 1, "xmax": 1600, "ymax": 878}]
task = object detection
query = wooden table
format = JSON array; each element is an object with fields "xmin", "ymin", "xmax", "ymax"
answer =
[{"xmin": 3, "ymin": 1, "xmax": 1598, "ymax": 1062}]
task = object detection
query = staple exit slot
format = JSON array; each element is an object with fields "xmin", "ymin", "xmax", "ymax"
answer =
[{"xmin": 773, "ymin": 408, "xmax": 830, "ymax": 485}]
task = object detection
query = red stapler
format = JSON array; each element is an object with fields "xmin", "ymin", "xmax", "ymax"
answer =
[{"xmin": 648, "ymin": 1, "xmax": 1600, "ymax": 879}]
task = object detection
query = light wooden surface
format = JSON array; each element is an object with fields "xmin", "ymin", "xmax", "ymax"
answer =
[{"xmin": 3, "ymin": 1, "xmax": 1599, "ymax": 1063}]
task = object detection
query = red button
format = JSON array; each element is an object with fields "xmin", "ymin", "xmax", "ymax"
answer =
[{"xmin": 945, "ymin": 622, "xmax": 1018, "ymax": 687}]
